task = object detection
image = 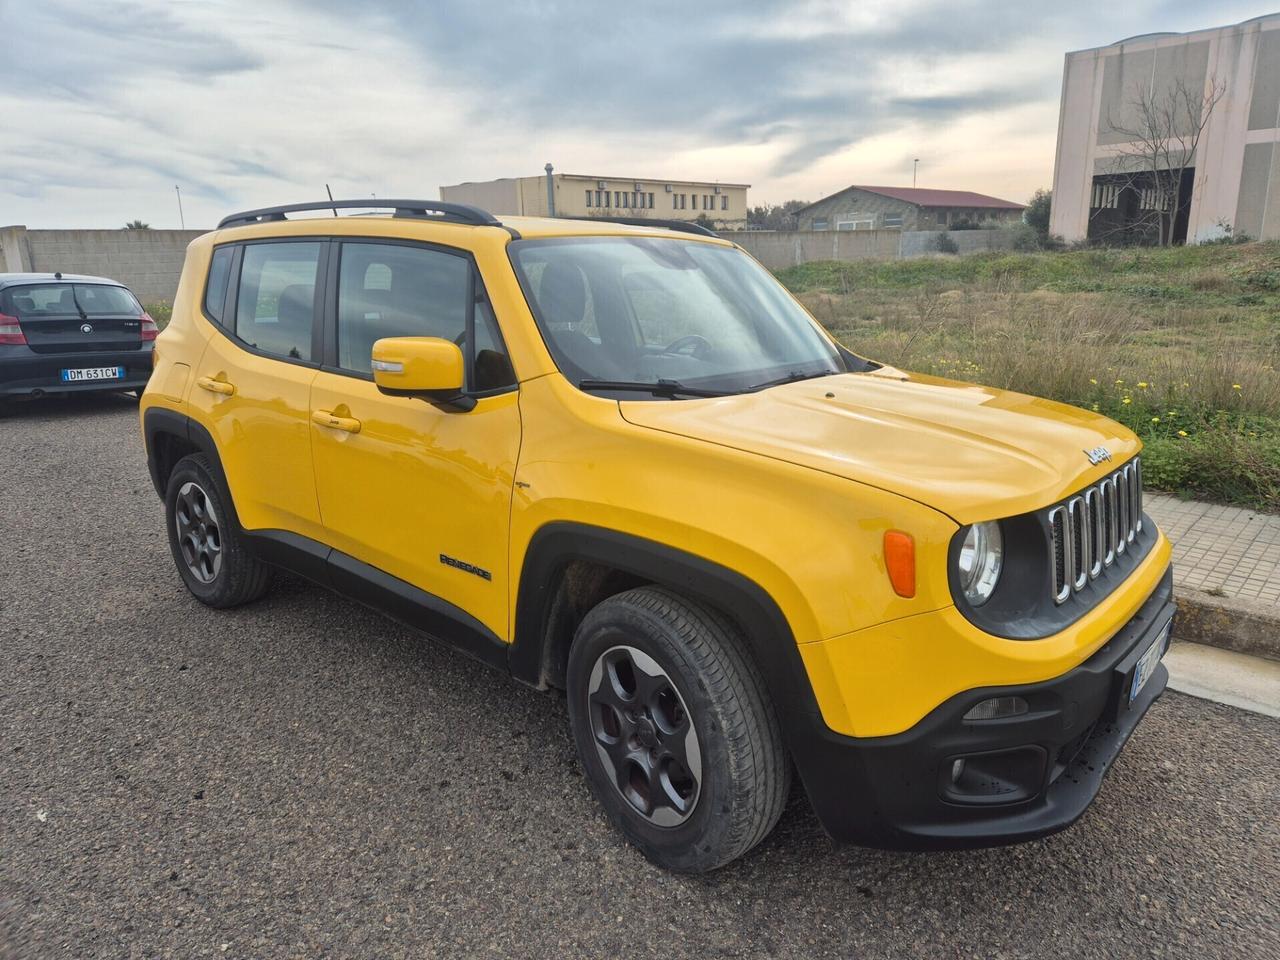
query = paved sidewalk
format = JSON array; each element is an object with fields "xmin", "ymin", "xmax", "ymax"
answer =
[{"xmin": 1146, "ymin": 493, "xmax": 1280, "ymax": 608}]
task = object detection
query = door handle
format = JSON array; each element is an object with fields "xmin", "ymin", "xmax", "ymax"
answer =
[
  {"xmin": 196, "ymin": 375, "xmax": 235, "ymax": 397},
  {"xmin": 311, "ymin": 409, "xmax": 362, "ymax": 434}
]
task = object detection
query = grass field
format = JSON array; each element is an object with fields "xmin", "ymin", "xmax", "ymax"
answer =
[{"xmin": 778, "ymin": 242, "xmax": 1280, "ymax": 511}]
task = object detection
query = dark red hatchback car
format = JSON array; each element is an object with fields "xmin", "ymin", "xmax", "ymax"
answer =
[{"xmin": 0, "ymin": 272, "xmax": 156, "ymax": 406}]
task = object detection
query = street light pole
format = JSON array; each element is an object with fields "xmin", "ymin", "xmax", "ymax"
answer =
[
  {"xmin": 174, "ymin": 185, "xmax": 185, "ymax": 229},
  {"xmin": 913, "ymin": 159, "xmax": 919, "ymax": 188}
]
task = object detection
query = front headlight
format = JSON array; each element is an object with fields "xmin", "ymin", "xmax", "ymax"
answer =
[{"xmin": 957, "ymin": 521, "xmax": 1003, "ymax": 606}]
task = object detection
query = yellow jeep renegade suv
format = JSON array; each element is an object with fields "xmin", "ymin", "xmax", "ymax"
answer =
[{"xmin": 141, "ymin": 199, "xmax": 1174, "ymax": 872}]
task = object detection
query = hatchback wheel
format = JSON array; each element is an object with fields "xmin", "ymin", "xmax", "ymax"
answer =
[
  {"xmin": 566, "ymin": 586, "xmax": 790, "ymax": 873},
  {"xmin": 164, "ymin": 453, "xmax": 271, "ymax": 608}
]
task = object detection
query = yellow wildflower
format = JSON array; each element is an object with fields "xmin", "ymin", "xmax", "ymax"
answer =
[
  {"xmin": 1232, "ymin": 384, "xmax": 1242, "ymax": 390},
  {"xmin": 1177, "ymin": 430, "xmax": 1188, "ymax": 437},
  {"xmin": 1115, "ymin": 379, "xmax": 1124, "ymax": 385},
  {"xmin": 1089, "ymin": 378, "xmax": 1098, "ymax": 385},
  {"xmin": 1122, "ymin": 397, "xmax": 1132, "ymax": 405},
  {"xmin": 1137, "ymin": 382, "xmax": 1149, "ymax": 389},
  {"xmin": 1151, "ymin": 417, "xmax": 1160, "ymax": 424}
]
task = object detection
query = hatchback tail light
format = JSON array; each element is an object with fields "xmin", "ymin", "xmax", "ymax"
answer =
[
  {"xmin": 0, "ymin": 312, "xmax": 26, "ymax": 345},
  {"xmin": 139, "ymin": 312, "xmax": 159, "ymax": 341}
]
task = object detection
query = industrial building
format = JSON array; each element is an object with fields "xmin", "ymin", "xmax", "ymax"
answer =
[
  {"xmin": 1050, "ymin": 14, "xmax": 1280, "ymax": 244},
  {"xmin": 794, "ymin": 185, "xmax": 1024, "ymax": 231},
  {"xmin": 439, "ymin": 171, "xmax": 750, "ymax": 229}
]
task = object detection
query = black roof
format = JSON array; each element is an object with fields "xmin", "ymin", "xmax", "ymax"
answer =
[{"xmin": 0, "ymin": 272, "xmax": 123, "ymax": 289}]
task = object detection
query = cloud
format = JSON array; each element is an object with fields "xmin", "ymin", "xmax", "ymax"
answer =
[{"xmin": 0, "ymin": 0, "xmax": 1275, "ymax": 226}]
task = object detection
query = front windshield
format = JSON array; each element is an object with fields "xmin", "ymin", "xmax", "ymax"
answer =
[{"xmin": 510, "ymin": 236, "xmax": 848, "ymax": 396}]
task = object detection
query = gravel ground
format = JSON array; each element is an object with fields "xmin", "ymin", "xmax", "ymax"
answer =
[{"xmin": 2, "ymin": 396, "xmax": 1278, "ymax": 960}]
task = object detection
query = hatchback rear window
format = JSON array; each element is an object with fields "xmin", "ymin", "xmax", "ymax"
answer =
[{"xmin": 1, "ymin": 284, "xmax": 142, "ymax": 317}]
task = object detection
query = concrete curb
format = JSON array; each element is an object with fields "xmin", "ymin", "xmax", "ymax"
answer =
[{"xmin": 1174, "ymin": 588, "xmax": 1280, "ymax": 663}]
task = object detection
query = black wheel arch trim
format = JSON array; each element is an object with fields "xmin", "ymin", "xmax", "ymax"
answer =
[
  {"xmin": 143, "ymin": 407, "xmax": 226, "ymax": 500},
  {"xmin": 508, "ymin": 522, "xmax": 831, "ymax": 758}
]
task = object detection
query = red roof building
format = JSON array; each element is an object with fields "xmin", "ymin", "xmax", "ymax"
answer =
[{"xmin": 797, "ymin": 184, "xmax": 1025, "ymax": 231}]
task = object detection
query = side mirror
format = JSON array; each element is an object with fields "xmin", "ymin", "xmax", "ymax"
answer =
[{"xmin": 371, "ymin": 337, "xmax": 474, "ymax": 410}]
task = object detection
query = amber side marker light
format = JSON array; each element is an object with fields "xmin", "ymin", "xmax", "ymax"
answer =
[{"xmin": 883, "ymin": 530, "xmax": 916, "ymax": 598}]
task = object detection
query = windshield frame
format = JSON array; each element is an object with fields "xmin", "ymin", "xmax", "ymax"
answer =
[{"xmin": 507, "ymin": 234, "xmax": 866, "ymax": 399}]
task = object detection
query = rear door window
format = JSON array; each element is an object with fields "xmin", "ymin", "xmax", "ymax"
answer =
[{"xmin": 234, "ymin": 242, "xmax": 321, "ymax": 362}]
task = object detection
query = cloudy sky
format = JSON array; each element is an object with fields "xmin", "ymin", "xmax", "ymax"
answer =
[{"xmin": 1, "ymin": 0, "xmax": 1274, "ymax": 228}]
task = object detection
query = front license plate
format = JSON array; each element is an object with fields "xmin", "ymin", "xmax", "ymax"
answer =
[
  {"xmin": 1129, "ymin": 624, "xmax": 1169, "ymax": 703},
  {"xmin": 60, "ymin": 366, "xmax": 125, "ymax": 382}
]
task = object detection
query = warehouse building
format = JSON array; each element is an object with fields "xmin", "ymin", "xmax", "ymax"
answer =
[
  {"xmin": 439, "ymin": 171, "xmax": 749, "ymax": 229},
  {"xmin": 794, "ymin": 185, "xmax": 1024, "ymax": 231},
  {"xmin": 1050, "ymin": 14, "xmax": 1280, "ymax": 244}
]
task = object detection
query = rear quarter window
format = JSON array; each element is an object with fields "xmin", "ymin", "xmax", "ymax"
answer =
[{"xmin": 204, "ymin": 247, "xmax": 234, "ymax": 324}]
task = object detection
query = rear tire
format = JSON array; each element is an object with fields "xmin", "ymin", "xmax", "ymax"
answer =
[
  {"xmin": 566, "ymin": 586, "xmax": 790, "ymax": 873},
  {"xmin": 164, "ymin": 453, "xmax": 272, "ymax": 608}
]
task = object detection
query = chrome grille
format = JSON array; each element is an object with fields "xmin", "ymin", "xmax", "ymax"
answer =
[{"xmin": 1049, "ymin": 457, "xmax": 1143, "ymax": 605}]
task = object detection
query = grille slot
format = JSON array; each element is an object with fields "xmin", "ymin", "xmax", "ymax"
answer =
[
  {"xmin": 1048, "ymin": 457, "xmax": 1142, "ymax": 605},
  {"xmin": 1067, "ymin": 497, "xmax": 1088, "ymax": 591},
  {"xmin": 1083, "ymin": 487, "xmax": 1103, "ymax": 579},
  {"xmin": 1048, "ymin": 506, "xmax": 1070, "ymax": 604}
]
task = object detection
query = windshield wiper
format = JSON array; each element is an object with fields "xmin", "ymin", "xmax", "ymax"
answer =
[
  {"xmin": 578, "ymin": 378, "xmax": 730, "ymax": 399},
  {"xmin": 748, "ymin": 369, "xmax": 840, "ymax": 392},
  {"xmin": 69, "ymin": 286, "xmax": 88, "ymax": 320}
]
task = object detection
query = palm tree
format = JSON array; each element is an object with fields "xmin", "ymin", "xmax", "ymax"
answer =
[{"xmin": 123, "ymin": 220, "xmax": 151, "ymax": 230}]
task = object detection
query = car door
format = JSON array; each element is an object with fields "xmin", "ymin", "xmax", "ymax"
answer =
[
  {"xmin": 190, "ymin": 240, "xmax": 326, "ymax": 540},
  {"xmin": 309, "ymin": 238, "xmax": 521, "ymax": 641}
]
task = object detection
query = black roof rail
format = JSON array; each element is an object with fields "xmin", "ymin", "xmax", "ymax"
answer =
[
  {"xmin": 217, "ymin": 199, "xmax": 502, "ymax": 230},
  {"xmin": 564, "ymin": 215, "xmax": 719, "ymax": 238}
]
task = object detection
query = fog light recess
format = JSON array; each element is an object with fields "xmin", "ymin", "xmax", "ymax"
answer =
[{"xmin": 963, "ymin": 696, "xmax": 1029, "ymax": 722}]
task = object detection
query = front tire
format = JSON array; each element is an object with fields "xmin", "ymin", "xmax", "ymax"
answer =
[
  {"xmin": 566, "ymin": 587, "xmax": 790, "ymax": 873},
  {"xmin": 164, "ymin": 453, "xmax": 272, "ymax": 608}
]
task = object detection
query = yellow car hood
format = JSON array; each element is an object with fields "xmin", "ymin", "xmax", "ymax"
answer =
[{"xmin": 618, "ymin": 371, "xmax": 1141, "ymax": 524}]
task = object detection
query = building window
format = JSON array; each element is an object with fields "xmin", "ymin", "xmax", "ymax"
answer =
[
  {"xmin": 1091, "ymin": 182, "xmax": 1120, "ymax": 209},
  {"xmin": 720, "ymin": 195, "xmax": 727, "ymax": 210},
  {"xmin": 882, "ymin": 214, "xmax": 904, "ymax": 228},
  {"xmin": 1139, "ymin": 187, "xmax": 1171, "ymax": 212},
  {"xmin": 812, "ymin": 218, "xmax": 829, "ymax": 230},
  {"xmin": 585, "ymin": 190, "xmax": 593, "ymax": 208},
  {"xmin": 602, "ymin": 191, "xmax": 610, "ymax": 207}
]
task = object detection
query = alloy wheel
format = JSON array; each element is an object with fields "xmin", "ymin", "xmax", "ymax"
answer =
[
  {"xmin": 174, "ymin": 481, "xmax": 223, "ymax": 584},
  {"xmin": 587, "ymin": 644, "xmax": 702, "ymax": 827}
]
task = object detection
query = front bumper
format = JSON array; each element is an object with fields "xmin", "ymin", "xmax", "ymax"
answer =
[
  {"xmin": 791, "ymin": 566, "xmax": 1175, "ymax": 849},
  {"xmin": 0, "ymin": 347, "xmax": 153, "ymax": 396}
]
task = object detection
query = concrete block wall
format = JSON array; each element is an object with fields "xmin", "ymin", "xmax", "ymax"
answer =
[
  {"xmin": 1, "ymin": 226, "xmax": 207, "ymax": 304},
  {"xmin": 729, "ymin": 227, "xmax": 1022, "ymax": 268},
  {"xmin": 898, "ymin": 228, "xmax": 1024, "ymax": 258},
  {"xmin": 731, "ymin": 229, "xmax": 901, "ymax": 269}
]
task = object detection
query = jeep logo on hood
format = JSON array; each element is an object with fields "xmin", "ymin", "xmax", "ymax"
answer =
[{"xmin": 1084, "ymin": 446, "xmax": 1113, "ymax": 465}]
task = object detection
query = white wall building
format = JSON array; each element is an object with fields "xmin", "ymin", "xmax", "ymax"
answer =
[{"xmin": 1051, "ymin": 14, "xmax": 1280, "ymax": 243}]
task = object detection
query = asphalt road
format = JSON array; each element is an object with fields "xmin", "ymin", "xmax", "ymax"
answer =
[{"xmin": 2, "ymin": 395, "xmax": 1278, "ymax": 960}]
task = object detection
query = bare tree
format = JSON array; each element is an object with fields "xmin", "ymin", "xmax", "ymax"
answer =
[{"xmin": 1093, "ymin": 75, "xmax": 1226, "ymax": 246}]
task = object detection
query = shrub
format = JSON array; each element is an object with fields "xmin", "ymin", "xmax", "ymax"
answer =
[
  {"xmin": 144, "ymin": 302, "xmax": 173, "ymax": 329},
  {"xmin": 932, "ymin": 232, "xmax": 959, "ymax": 254}
]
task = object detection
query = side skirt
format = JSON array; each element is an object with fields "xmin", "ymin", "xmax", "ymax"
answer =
[{"xmin": 242, "ymin": 529, "xmax": 510, "ymax": 674}]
